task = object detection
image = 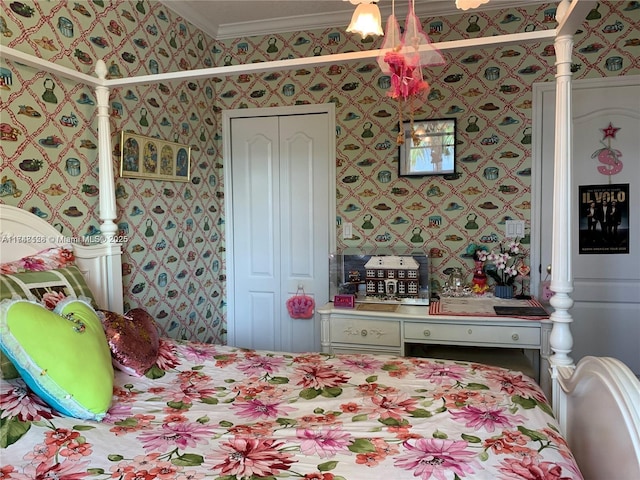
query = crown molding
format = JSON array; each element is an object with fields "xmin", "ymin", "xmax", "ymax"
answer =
[
  {"xmin": 216, "ymin": 9, "xmax": 355, "ymax": 39},
  {"xmin": 161, "ymin": 1, "xmax": 549, "ymax": 41}
]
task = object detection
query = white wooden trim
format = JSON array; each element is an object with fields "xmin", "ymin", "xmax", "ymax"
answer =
[
  {"xmin": 0, "ymin": 30, "xmax": 556, "ymax": 88},
  {"xmin": 168, "ymin": 0, "xmax": 549, "ymax": 40}
]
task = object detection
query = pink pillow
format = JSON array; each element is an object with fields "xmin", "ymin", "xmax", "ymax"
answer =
[
  {"xmin": 99, "ymin": 308, "xmax": 160, "ymax": 377},
  {"xmin": 0, "ymin": 246, "xmax": 75, "ymax": 274}
]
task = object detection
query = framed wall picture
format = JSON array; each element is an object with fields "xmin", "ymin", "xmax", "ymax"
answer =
[
  {"xmin": 398, "ymin": 118, "xmax": 456, "ymax": 177},
  {"xmin": 578, "ymin": 183, "xmax": 629, "ymax": 254},
  {"xmin": 120, "ymin": 132, "xmax": 191, "ymax": 182}
]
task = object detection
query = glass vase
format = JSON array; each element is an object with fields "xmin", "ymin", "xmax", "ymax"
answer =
[
  {"xmin": 471, "ymin": 260, "xmax": 488, "ymax": 294},
  {"xmin": 447, "ymin": 268, "xmax": 465, "ymax": 293}
]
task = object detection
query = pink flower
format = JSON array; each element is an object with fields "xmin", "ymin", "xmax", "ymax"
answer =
[
  {"xmin": 237, "ymin": 355, "xmax": 285, "ymax": 376},
  {"xmin": 44, "ymin": 429, "xmax": 80, "ymax": 448},
  {"xmin": 23, "ymin": 442, "xmax": 58, "ymax": 464},
  {"xmin": 126, "ymin": 453, "xmax": 163, "ymax": 471},
  {"xmin": 339, "ymin": 355, "xmax": 383, "ymax": 373},
  {"xmin": 415, "ymin": 362, "xmax": 467, "ymax": 385},
  {"xmin": 22, "ymin": 258, "xmax": 47, "ymax": 271},
  {"xmin": 29, "ymin": 458, "xmax": 90, "ymax": 480},
  {"xmin": 370, "ymin": 393, "xmax": 419, "ymax": 421},
  {"xmin": 58, "ymin": 441, "xmax": 92, "ymax": 461},
  {"xmin": 102, "ymin": 403, "xmax": 133, "ymax": 423},
  {"xmin": 41, "ymin": 290, "xmax": 67, "ymax": 310},
  {"xmin": 293, "ymin": 364, "xmax": 349, "ymax": 390},
  {"xmin": 481, "ymin": 239, "xmax": 525, "ymax": 286},
  {"xmin": 450, "ymin": 405, "xmax": 525, "ymax": 433},
  {"xmin": 148, "ymin": 460, "xmax": 181, "ymax": 478},
  {"xmin": 498, "ymin": 456, "xmax": 577, "ymax": 480},
  {"xmin": 296, "ymin": 427, "xmax": 352, "ymax": 458},
  {"xmin": 155, "ymin": 339, "xmax": 180, "ymax": 370},
  {"xmin": 231, "ymin": 398, "xmax": 295, "ymax": 420},
  {"xmin": 180, "ymin": 342, "xmax": 217, "ymax": 363},
  {"xmin": 485, "ymin": 371, "xmax": 548, "ymax": 404},
  {"xmin": 505, "ymin": 266, "xmax": 518, "ymax": 277},
  {"xmin": 394, "ymin": 438, "xmax": 479, "ymax": 480},
  {"xmin": 0, "ymin": 381, "xmax": 55, "ymax": 421},
  {"xmin": 212, "ymin": 437, "xmax": 293, "ymax": 478},
  {"xmin": 167, "ymin": 379, "xmax": 218, "ymax": 405},
  {"xmin": 137, "ymin": 422, "xmax": 217, "ymax": 452},
  {"xmin": 0, "ymin": 464, "xmax": 32, "ymax": 480}
]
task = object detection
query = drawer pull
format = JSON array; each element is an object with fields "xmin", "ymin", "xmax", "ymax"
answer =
[
  {"xmin": 467, "ymin": 329, "xmax": 472, "ymax": 335},
  {"xmin": 512, "ymin": 333, "xmax": 519, "ymax": 341},
  {"xmin": 423, "ymin": 329, "xmax": 431, "ymax": 337},
  {"xmin": 343, "ymin": 326, "xmax": 388, "ymax": 339}
]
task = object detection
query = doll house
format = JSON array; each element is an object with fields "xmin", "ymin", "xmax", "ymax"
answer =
[{"xmin": 364, "ymin": 255, "xmax": 419, "ymax": 298}]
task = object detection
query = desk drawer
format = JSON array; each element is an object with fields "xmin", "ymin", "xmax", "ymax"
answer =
[
  {"xmin": 331, "ymin": 346, "xmax": 402, "ymax": 356},
  {"xmin": 331, "ymin": 317, "xmax": 401, "ymax": 347},
  {"xmin": 404, "ymin": 322, "xmax": 540, "ymax": 346}
]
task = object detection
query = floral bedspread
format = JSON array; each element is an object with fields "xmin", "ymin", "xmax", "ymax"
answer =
[{"xmin": 1, "ymin": 338, "xmax": 582, "ymax": 479}]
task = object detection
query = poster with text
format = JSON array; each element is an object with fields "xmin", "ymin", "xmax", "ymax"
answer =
[{"xmin": 579, "ymin": 184, "xmax": 629, "ymax": 254}]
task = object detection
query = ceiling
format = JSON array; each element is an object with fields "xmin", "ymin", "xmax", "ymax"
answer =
[{"xmin": 159, "ymin": 0, "xmax": 546, "ymax": 40}]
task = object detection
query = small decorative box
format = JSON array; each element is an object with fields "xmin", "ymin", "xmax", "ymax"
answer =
[{"xmin": 333, "ymin": 294, "xmax": 355, "ymax": 308}]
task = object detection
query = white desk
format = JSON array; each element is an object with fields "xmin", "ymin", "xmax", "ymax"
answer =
[{"xmin": 318, "ymin": 301, "xmax": 552, "ymax": 398}]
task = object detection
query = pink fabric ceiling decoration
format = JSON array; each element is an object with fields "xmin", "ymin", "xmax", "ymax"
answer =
[{"xmin": 377, "ymin": 0, "xmax": 445, "ymax": 145}]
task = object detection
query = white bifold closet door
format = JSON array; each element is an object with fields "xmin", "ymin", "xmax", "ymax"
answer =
[{"xmin": 229, "ymin": 113, "xmax": 331, "ymax": 352}]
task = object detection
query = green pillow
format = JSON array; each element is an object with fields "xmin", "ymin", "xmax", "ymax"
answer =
[
  {"xmin": 0, "ymin": 265, "xmax": 97, "ymax": 307},
  {"xmin": 0, "ymin": 266, "xmax": 98, "ymax": 381},
  {"xmin": 0, "ymin": 299, "xmax": 114, "ymax": 420}
]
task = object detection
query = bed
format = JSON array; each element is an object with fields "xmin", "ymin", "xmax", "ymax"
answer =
[
  {"xmin": 1, "ymin": 208, "xmax": 638, "ymax": 480},
  {"xmin": 1, "ymin": 0, "xmax": 640, "ymax": 478}
]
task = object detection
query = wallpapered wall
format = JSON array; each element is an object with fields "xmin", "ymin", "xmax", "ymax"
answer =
[{"xmin": 1, "ymin": 1, "xmax": 638, "ymax": 344}]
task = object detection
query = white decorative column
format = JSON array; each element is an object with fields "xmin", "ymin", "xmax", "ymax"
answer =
[
  {"xmin": 548, "ymin": 1, "xmax": 575, "ymax": 369},
  {"xmin": 94, "ymin": 60, "xmax": 118, "ymax": 236},
  {"xmin": 93, "ymin": 60, "xmax": 123, "ymax": 313}
]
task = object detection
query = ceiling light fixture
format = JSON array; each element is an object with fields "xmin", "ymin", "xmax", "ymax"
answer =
[
  {"xmin": 345, "ymin": 0, "xmax": 492, "ymax": 39},
  {"xmin": 455, "ymin": 0, "xmax": 490, "ymax": 10},
  {"xmin": 345, "ymin": 0, "xmax": 384, "ymax": 38}
]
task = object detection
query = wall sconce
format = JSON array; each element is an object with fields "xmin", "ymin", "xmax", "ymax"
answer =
[{"xmin": 346, "ymin": 1, "xmax": 384, "ymax": 38}]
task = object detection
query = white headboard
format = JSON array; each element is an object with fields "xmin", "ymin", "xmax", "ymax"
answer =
[
  {"xmin": 0, "ymin": 204, "xmax": 124, "ymax": 313},
  {"xmin": 553, "ymin": 357, "xmax": 640, "ymax": 479}
]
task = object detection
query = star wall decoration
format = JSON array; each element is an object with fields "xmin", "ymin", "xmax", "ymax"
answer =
[{"xmin": 601, "ymin": 122, "xmax": 620, "ymax": 139}]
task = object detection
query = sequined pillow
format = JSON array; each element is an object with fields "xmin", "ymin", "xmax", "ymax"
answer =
[{"xmin": 99, "ymin": 308, "xmax": 160, "ymax": 377}]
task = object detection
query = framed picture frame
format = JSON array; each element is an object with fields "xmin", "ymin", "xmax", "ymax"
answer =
[
  {"xmin": 119, "ymin": 131, "xmax": 191, "ymax": 182},
  {"xmin": 398, "ymin": 118, "xmax": 456, "ymax": 177}
]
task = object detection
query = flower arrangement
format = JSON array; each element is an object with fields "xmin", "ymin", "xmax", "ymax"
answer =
[{"xmin": 476, "ymin": 239, "xmax": 523, "ymax": 286}]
